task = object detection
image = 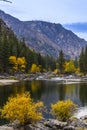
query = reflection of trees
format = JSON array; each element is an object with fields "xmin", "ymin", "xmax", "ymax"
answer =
[
  {"xmin": 13, "ymin": 81, "xmax": 26, "ymax": 95},
  {"xmin": 0, "ymin": 84, "xmax": 17, "ymax": 107},
  {"xmin": 0, "ymin": 81, "xmax": 28, "ymax": 107},
  {"xmin": 79, "ymin": 83, "xmax": 87, "ymax": 106},
  {"xmin": 57, "ymin": 84, "xmax": 65, "ymax": 100},
  {"xmin": 65, "ymin": 84, "xmax": 75, "ymax": 95},
  {"xmin": 65, "ymin": 84, "xmax": 80, "ymax": 98},
  {"xmin": 31, "ymin": 80, "xmax": 44, "ymax": 100},
  {"xmin": 57, "ymin": 83, "xmax": 80, "ymax": 103},
  {"xmin": 0, "ymin": 81, "xmax": 45, "ymax": 108},
  {"xmin": 1, "ymin": 81, "xmax": 87, "ymax": 114}
]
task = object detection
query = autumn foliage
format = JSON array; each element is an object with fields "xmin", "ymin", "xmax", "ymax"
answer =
[
  {"xmin": 9, "ymin": 56, "xmax": 26, "ymax": 72},
  {"xmin": 30, "ymin": 64, "xmax": 42, "ymax": 73},
  {"xmin": 51, "ymin": 99, "xmax": 77, "ymax": 121},
  {"xmin": 1, "ymin": 92, "xmax": 44, "ymax": 124},
  {"xmin": 9, "ymin": 56, "xmax": 18, "ymax": 72},
  {"xmin": 64, "ymin": 60, "xmax": 76, "ymax": 73}
]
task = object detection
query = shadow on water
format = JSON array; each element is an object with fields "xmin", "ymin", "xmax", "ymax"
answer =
[{"xmin": 0, "ymin": 80, "xmax": 87, "ymax": 124}]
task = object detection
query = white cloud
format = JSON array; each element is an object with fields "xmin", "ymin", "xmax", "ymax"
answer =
[{"xmin": 0, "ymin": 0, "xmax": 87, "ymax": 23}]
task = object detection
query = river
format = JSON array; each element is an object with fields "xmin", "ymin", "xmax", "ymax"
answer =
[{"xmin": 0, "ymin": 80, "xmax": 87, "ymax": 124}]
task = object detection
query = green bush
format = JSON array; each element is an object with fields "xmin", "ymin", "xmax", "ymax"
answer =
[{"xmin": 51, "ymin": 99, "xmax": 77, "ymax": 121}]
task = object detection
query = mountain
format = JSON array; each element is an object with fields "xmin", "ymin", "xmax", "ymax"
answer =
[
  {"xmin": 0, "ymin": 18, "xmax": 19, "ymax": 72},
  {"xmin": 0, "ymin": 18, "xmax": 50, "ymax": 73},
  {"xmin": 0, "ymin": 18, "xmax": 13, "ymax": 37},
  {"xmin": 0, "ymin": 10, "xmax": 87, "ymax": 59}
]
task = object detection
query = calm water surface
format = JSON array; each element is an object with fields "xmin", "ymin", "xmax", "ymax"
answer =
[{"xmin": 0, "ymin": 80, "xmax": 87, "ymax": 124}]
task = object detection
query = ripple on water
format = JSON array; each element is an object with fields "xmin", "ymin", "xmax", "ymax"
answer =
[{"xmin": 74, "ymin": 107, "xmax": 87, "ymax": 118}]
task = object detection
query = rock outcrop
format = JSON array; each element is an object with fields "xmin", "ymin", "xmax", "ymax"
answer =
[{"xmin": 1, "ymin": 116, "xmax": 87, "ymax": 130}]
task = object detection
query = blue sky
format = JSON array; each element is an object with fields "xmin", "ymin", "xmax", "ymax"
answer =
[{"xmin": 0, "ymin": 0, "xmax": 87, "ymax": 39}]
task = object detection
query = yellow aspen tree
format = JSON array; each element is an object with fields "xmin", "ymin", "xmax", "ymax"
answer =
[
  {"xmin": 17, "ymin": 57, "xmax": 26, "ymax": 72},
  {"xmin": 36, "ymin": 65, "xmax": 42, "ymax": 72},
  {"xmin": 30, "ymin": 64, "xmax": 37, "ymax": 73},
  {"xmin": 65, "ymin": 60, "xmax": 76, "ymax": 73},
  {"xmin": 9, "ymin": 56, "xmax": 18, "ymax": 72}
]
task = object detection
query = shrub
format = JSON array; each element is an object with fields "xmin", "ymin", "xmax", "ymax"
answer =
[
  {"xmin": 1, "ymin": 92, "xmax": 44, "ymax": 124},
  {"xmin": 51, "ymin": 99, "xmax": 77, "ymax": 121}
]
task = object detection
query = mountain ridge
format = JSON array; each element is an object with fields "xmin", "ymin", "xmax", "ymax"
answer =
[{"xmin": 0, "ymin": 10, "xmax": 87, "ymax": 58}]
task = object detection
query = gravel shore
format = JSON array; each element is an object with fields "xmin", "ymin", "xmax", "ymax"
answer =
[{"xmin": 0, "ymin": 79, "xmax": 19, "ymax": 85}]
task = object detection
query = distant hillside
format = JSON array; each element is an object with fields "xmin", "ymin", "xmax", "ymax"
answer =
[
  {"xmin": 0, "ymin": 10, "xmax": 87, "ymax": 58},
  {"xmin": 0, "ymin": 18, "xmax": 55, "ymax": 73},
  {"xmin": 0, "ymin": 18, "xmax": 13, "ymax": 37}
]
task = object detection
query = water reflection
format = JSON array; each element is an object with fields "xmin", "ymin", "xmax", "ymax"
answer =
[
  {"xmin": 0, "ymin": 81, "xmax": 87, "ymax": 119},
  {"xmin": 79, "ymin": 83, "xmax": 87, "ymax": 106}
]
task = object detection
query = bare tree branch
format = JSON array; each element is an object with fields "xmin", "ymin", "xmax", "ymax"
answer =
[{"xmin": 0, "ymin": 0, "xmax": 12, "ymax": 3}]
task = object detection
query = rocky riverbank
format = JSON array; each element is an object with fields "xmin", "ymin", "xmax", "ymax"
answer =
[
  {"xmin": 0, "ymin": 72, "xmax": 87, "ymax": 86},
  {"xmin": 0, "ymin": 72, "xmax": 81, "ymax": 81},
  {"xmin": 0, "ymin": 79, "xmax": 19, "ymax": 86},
  {"xmin": 1, "ymin": 116, "xmax": 87, "ymax": 130},
  {"xmin": 0, "ymin": 72, "xmax": 58, "ymax": 84},
  {"xmin": 0, "ymin": 72, "xmax": 53, "ymax": 80}
]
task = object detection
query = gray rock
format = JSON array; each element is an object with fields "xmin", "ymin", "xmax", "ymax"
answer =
[
  {"xmin": 68, "ymin": 117, "xmax": 87, "ymax": 128},
  {"xmin": 63, "ymin": 126, "xmax": 76, "ymax": 130},
  {"xmin": 25, "ymin": 123, "xmax": 49, "ymax": 130},
  {"xmin": 80, "ymin": 115, "xmax": 87, "ymax": 120},
  {"xmin": 44, "ymin": 119, "xmax": 67, "ymax": 129},
  {"xmin": 1, "ymin": 118, "xmax": 87, "ymax": 130},
  {"xmin": 0, "ymin": 126, "xmax": 14, "ymax": 130}
]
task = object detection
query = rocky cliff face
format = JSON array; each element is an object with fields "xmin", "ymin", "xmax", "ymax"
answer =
[{"xmin": 0, "ymin": 10, "xmax": 87, "ymax": 58}]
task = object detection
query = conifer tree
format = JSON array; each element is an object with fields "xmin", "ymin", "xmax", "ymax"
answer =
[
  {"xmin": 74, "ymin": 57, "xmax": 78, "ymax": 69},
  {"xmin": 84, "ymin": 46, "xmax": 87, "ymax": 73},
  {"xmin": 58, "ymin": 50, "xmax": 65, "ymax": 74},
  {"xmin": 0, "ymin": 39, "xmax": 3, "ymax": 72},
  {"xmin": 79, "ymin": 48, "xmax": 85, "ymax": 73},
  {"xmin": 2, "ymin": 34, "xmax": 10, "ymax": 72},
  {"xmin": 0, "ymin": 19, "xmax": 57, "ymax": 73}
]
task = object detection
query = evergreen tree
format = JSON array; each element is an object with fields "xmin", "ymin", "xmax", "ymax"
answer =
[
  {"xmin": 84, "ymin": 46, "xmax": 87, "ymax": 73},
  {"xmin": 0, "ymin": 38, "xmax": 3, "ymax": 72},
  {"xmin": 0, "ymin": 18, "xmax": 58, "ymax": 73},
  {"xmin": 74, "ymin": 57, "xmax": 78, "ymax": 68},
  {"xmin": 44, "ymin": 55, "xmax": 51, "ymax": 71},
  {"xmin": 37, "ymin": 53, "xmax": 42, "ymax": 65},
  {"xmin": 79, "ymin": 48, "xmax": 85, "ymax": 73},
  {"xmin": 58, "ymin": 50, "xmax": 65, "ymax": 74},
  {"xmin": 25, "ymin": 48, "xmax": 33, "ymax": 72},
  {"xmin": 2, "ymin": 34, "xmax": 10, "ymax": 72}
]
